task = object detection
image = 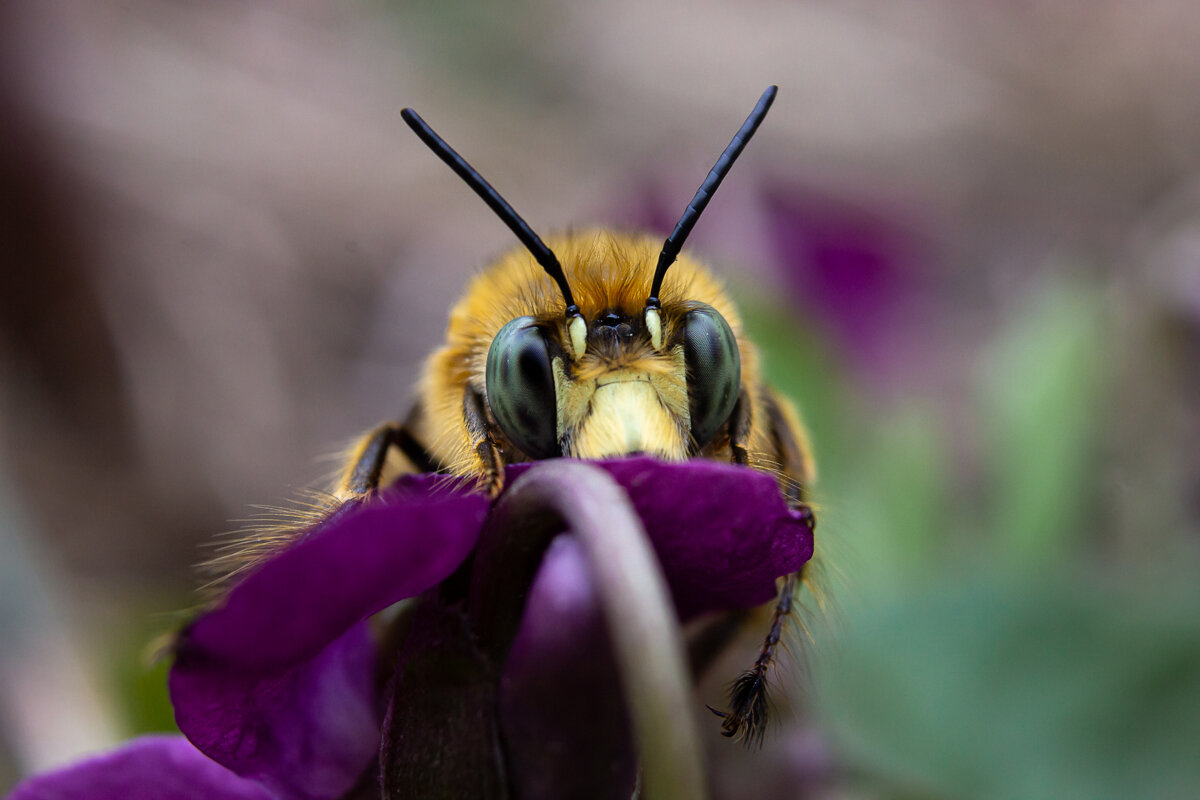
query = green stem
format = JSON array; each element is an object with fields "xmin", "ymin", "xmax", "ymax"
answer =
[{"xmin": 472, "ymin": 461, "xmax": 707, "ymax": 800}]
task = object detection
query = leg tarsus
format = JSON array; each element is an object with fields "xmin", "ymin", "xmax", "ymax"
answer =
[
  {"xmin": 716, "ymin": 571, "xmax": 799, "ymax": 746},
  {"xmin": 463, "ymin": 386, "xmax": 506, "ymax": 497}
]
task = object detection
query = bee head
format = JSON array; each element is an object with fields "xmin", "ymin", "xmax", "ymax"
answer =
[
  {"xmin": 479, "ymin": 234, "xmax": 745, "ymax": 462},
  {"xmin": 404, "ymin": 86, "xmax": 775, "ymax": 462}
]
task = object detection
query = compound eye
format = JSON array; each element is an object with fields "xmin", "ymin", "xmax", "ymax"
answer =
[
  {"xmin": 485, "ymin": 316, "xmax": 559, "ymax": 459},
  {"xmin": 682, "ymin": 304, "xmax": 741, "ymax": 449}
]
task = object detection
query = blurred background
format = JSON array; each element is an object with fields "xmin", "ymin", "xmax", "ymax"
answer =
[{"xmin": 2, "ymin": 1, "xmax": 1199, "ymax": 797}]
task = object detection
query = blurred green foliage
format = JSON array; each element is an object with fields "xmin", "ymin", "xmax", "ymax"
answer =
[
  {"xmin": 818, "ymin": 575, "xmax": 1200, "ymax": 800},
  {"xmin": 106, "ymin": 604, "xmax": 184, "ymax": 738},
  {"xmin": 980, "ymin": 284, "xmax": 1106, "ymax": 565},
  {"xmin": 745, "ymin": 279, "xmax": 1200, "ymax": 798}
]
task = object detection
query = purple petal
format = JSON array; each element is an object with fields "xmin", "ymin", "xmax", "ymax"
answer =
[
  {"xmin": 177, "ymin": 475, "xmax": 488, "ymax": 671},
  {"xmin": 166, "ymin": 457, "xmax": 808, "ymax": 798},
  {"xmin": 499, "ymin": 536, "xmax": 636, "ymax": 800},
  {"xmin": 170, "ymin": 474, "xmax": 489, "ymax": 800},
  {"xmin": 8, "ymin": 736, "xmax": 275, "ymax": 800},
  {"xmin": 172, "ymin": 625, "xmax": 377, "ymax": 800},
  {"xmin": 509, "ymin": 457, "xmax": 814, "ymax": 620}
]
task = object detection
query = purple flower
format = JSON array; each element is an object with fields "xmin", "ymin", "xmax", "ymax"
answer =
[
  {"xmin": 7, "ymin": 737, "xmax": 275, "ymax": 800},
  {"xmin": 10, "ymin": 458, "xmax": 813, "ymax": 800},
  {"xmin": 762, "ymin": 183, "xmax": 929, "ymax": 382}
]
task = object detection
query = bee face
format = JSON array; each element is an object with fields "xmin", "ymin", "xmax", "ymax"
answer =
[{"xmin": 419, "ymin": 231, "xmax": 768, "ymax": 477}]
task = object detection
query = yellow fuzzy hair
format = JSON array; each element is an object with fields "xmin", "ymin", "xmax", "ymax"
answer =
[{"xmin": 415, "ymin": 229, "xmax": 793, "ymax": 483}]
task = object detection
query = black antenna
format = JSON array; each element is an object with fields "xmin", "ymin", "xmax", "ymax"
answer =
[
  {"xmin": 646, "ymin": 85, "xmax": 777, "ymax": 308},
  {"xmin": 401, "ymin": 108, "xmax": 578, "ymax": 314}
]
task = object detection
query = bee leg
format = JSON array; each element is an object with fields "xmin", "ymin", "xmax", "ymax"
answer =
[
  {"xmin": 463, "ymin": 387, "xmax": 506, "ymax": 498},
  {"xmin": 339, "ymin": 420, "xmax": 438, "ymax": 497},
  {"xmin": 728, "ymin": 388, "xmax": 752, "ymax": 466},
  {"xmin": 714, "ymin": 570, "xmax": 799, "ymax": 746},
  {"xmin": 783, "ymin": 481, "xmax": 816, "ymax": 529},
  {"xmin": 713, "ymin": 478, "xmax": 817, "ymax": 745}
]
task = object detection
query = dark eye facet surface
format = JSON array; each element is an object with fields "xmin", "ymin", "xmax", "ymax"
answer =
[
  {"xmin": 682, "ymin": 304, "xmax": 741, "ymax": 449},
  {"xmin": 486, "ymin": 316, "xmax": 559, "ymax": 459}
]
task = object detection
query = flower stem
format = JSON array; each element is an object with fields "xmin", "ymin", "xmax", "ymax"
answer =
[{"xmin": 473, "ymin": 461, "xmax": 708, "ymax": 800}]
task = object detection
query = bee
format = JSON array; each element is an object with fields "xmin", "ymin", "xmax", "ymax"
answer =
[{"xmin": 214, "ymin": 86, "xmax": 817, "ymax": 744}]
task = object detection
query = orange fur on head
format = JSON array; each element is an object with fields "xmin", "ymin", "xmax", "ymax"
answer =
[{"xmin": 415, "ymin": 229, "xmax": 780, "ymax": 482}]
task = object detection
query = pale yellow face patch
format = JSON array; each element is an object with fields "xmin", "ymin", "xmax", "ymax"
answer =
[
  {"xmin": 553, "ymin": 347, "xmax": 690, "ymax": 460},
  {"xmin": 573, "ymin": 379, "xmax": 687, "ymax": 459}
]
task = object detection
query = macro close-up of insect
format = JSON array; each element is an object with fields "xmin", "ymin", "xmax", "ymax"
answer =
[
  {"xmin": 12, "ymin": 6, "xmax": 1198, "ymax": 799},
  {"xmin": 201, "ymin": 85, "xmax": 818, "ymax": 748},
  {"xmin": 358, "ymin": 85, "xmax": 816, "ymax": 741}
]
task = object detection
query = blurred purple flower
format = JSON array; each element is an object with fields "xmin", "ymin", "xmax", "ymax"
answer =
[
  {"xmin": 762, "ymin": 183, "xmax": 926, "ymax": 378},
  {"xmin": 614, "ymin": 173, "xmax": 928, "ymax": 383},
  {"xmin": 9, "ymin": 458, "xmax": 813, "ymax": 800}
]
